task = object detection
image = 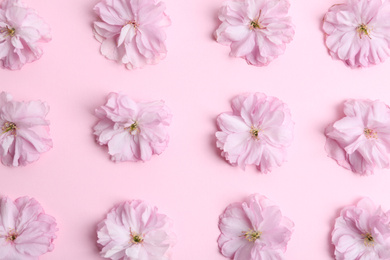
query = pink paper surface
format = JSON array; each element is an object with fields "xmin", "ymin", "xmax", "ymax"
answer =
[{"xmin": 1, "ymin": 0, "xmax": 390, "ymax": 259}]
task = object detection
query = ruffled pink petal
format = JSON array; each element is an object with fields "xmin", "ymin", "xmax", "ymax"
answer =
[
  {"xmin": 97, "ymin": 200, "xmax": 175, "ymax": 260},
  {"xmin": 93, "ymin": 0, "xmax": 170, "ymax": 69},
  {"xmin": 94, "ymin": 93, "xmax": 171, "ymax": 163},
  {"xmin": 216, "ymin": 93, "xmax": 293, "ymax": 172},
  {"xmin": 0, "ymin": 196, "xmax": 57, "ymax": 259},
  {"xmin": 325, "ymin": 99, "xmax": 390, "ymax": 174},
  {"xmin": 0, "ymin": 0, "xmax": 51, "ymax": 70},
  {"xmin": 216, "ymin": 0, "xmax": 294, "ymax": 66},
  {"xmin": 323, "ymin": 0, "xmax": 390, "ymax": 68}
]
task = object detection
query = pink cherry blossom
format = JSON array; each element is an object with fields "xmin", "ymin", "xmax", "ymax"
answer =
[
  {"xmin": 218, "ymin": 194, "xmax": 294, "ymax": 260},
  {"xmin": 0, "ymin": 0, "xmax": 51, "ymax": 70},
  {"xmin": 325, "ymin": 99, "xmax": 390, "ymax": 175},
  {"xmin": 94, "ymin": 92, "xmax": 171, "ymax": 162},
  {"xmin": 216, "ymin": 93, "xmax": 294, "ymax": 173},
  {"xmin": 323, "ymin": 0, "xmax": 390, "ymax": 68},
  {"xmin": 93, "ymin": 0, "xmax": 171, "ymax": 70},
  {"xmin": 0, "ymin": 196, "xmax": 57, "ymax": 260},
  {"xmin": 332, "ymin": 198, "xmax": 390, "ymax": 259},
  {"xmin": 97, "ymin": 200, "xmax": 175, "ymax": 260},
  {"xmin": 0, "ymin": 92, "xmax": 52, "ymax": 167},
  {"xmin": 215, "ymin": 0, "xmax": 294, "ymax": 66}
]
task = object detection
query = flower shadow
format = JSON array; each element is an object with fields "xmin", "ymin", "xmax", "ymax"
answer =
[
  {"xmin": 318, "ymin": 99, "xmax": 345, "ymax": 134},
  {"xmin": 210, "ymin": 7, "xmax": 220, "ymax": 41}
]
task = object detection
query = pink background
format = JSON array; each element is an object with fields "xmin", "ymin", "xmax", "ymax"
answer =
[{"xmin": 2, "ymin": 0, "xmax": 390, "ymax": 259}]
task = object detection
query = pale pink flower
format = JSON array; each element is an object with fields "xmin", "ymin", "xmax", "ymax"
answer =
[
  {"xmin": 97, "ymin": 200, "xmax": 175, "ymax": 260},
  {"xmin": 323, "ymin": 0, "xmax": 390, "ymax": 68},
  {"xmin": 0, "ymin": 196, "xmax": 57, "ymax": 260},
  {"xmin": 93, "ymin": 0, "xmax": 171, "ymax": 70},
  {"xmin": 332, "ymin": 198, "xmax": 390, "ymax": 259},
  {"xmin": 94, "ymin": 92, "xmax": 171, "ymax": 162},
  {"xmin": 215, "ymin": 0, "xmax": 294, "ymax": 66},
  {"xmin": 325, "ymin": 99, "xmax": 390, "ymax": 175},
  {"xmin": 218, "ymin": 194, "xmax": 293, "ymax": 260},
  {"xmin": 0, "ymin": 0, "xmax": 51, "ymax": 70},
  {"xmin": 216, "ymin": 93, "xmax": 294, "ymax": 173},
  {"xmin": 0, "ymin": 92, "xmax": 52, "ymax": 167}
]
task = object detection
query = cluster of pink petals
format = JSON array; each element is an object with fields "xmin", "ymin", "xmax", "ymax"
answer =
[
  {"xmin": 0, "ymin": 0, "xmax": 50, "ymax": 70},
  {"xmin": 218, "ymin": 194, "xmax": 294, "ymax": 260},
  {"xmin": 97, "ymin": 200, "xmax": 175, "ymax": 260},
  {"xmin": 215, "ymin": 0, "xmax": 294, "ymax": 66},
  {"xmin": 216, "ymin": 93, "xmax": 294, "ymax": 173},
  {"xmin": 325, "ymin": 99, "xmax": 390, "ymax": 175},
  {"xmin": 323, "ymin": 0, "xmax": 390, "ymax": 68},
  {"xmin": 94, "ymin": 92, "xmax": 172, "ymax": 162},
  {"xmin": 332, "ymin": 198, "xmax": 390, "ymax": 259},
  {"xmin": 93, "ymin": 0, "xmax": 171, "ymax": 70},
  {"xmin": 0, "ymin": 196, "xmax": 57, "ymax": 260},
  {"xmin": 0, "ymin": 92, "xmax": 52, "ymax": 167}
]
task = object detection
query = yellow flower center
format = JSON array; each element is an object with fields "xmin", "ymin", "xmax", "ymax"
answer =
[
  {"xmin": 249, "ymin": 10, "xmax": 266, "ymax": 30},
  {"xmin": 6, "ymin": 231, "xmax": 18, "ymax": 242},
  {"xmin": 125, "ymin": 121, "xmax": 139, "ymax": 134},
  {"xmin": 1, "ymin": 122, "xmax": 17, "ymax": 135},
  {"xmin": 130, "ymin": 230, "xmax": 144, "ymax": 244},
  {"xmin": 250, "ymin": 126, "xmax": 262, "ymax": 139},
  {"xmin": 357, "ymin": 24, "xmax": 371, "ymax": 39},
  {"xmin": 243, "ymin": 230, "xmax": 261, "ymax": 242},
  {"xmin": 364, "ymin": 128, "xmax": 377, "ymax": 139},
  {"xmin": 126, "ymin": 21, "xmax": 138, "ymax": 30},
  {"xmin": 1, "ymin": 26, "xmax": 16, "ymax": 37},
  {"xmin": 363, "ymin": 233, "xmax": 375, "ymax": 247}
]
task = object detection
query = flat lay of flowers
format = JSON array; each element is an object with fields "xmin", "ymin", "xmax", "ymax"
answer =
[{"xmin": 2, "ymin": 0, "xmax": 390, "ymax": 258}]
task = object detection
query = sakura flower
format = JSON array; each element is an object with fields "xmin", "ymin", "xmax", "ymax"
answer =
[
  {"xmin": 325, "ymin": 99, "xmax": 390, "ymax": 175},
  {"xmin": 332, "ymin": 198, "xmax": 390, "ymax": 259},
  {"xmin": 94, "ymin": 92, "xmax": 171, "ymax": 162},
  {"xmin": 218, "ymin": 194, "xmax": 294, "ymax": 260},
  {"xmin": 323, "ymin": 0, "xmax": 390, "ymax": 68},
  {"xmin": 93, "ymin": 0, "xmax": 171, "ymax": 70},
  {"xmin": 0, "ymin": 196, "xmax": 57, "ymax": 260},
  {"xmin": 0, "ymin": 0, "xmax": 51, "ymax": 70},
  {"xmin": 0, "ymin": 92, "xmax": 52, "ymax": 167},
  {"xmin": 215, "ymin": 0, "xmax": 294, "ymax": 66},
  {"xmin": 97, "ymin": 200, "xmax": 175, "ymax": 260},
  {"xmin": 216, "ymin": 93, "xmax": 294, "ymax": 173}
]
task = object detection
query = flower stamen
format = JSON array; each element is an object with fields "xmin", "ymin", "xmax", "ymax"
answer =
[
  {"xmin": 357, "ymin": 24, "xmax": 371, "ymax": 39},
  {"xmin": 364, "ymin": 128, "xmax": 377, "ymax": 139},
  {"xmin": 249, "ymin": 10, "xmax": 266, "ymax": 30},
  {"xmin": 127, "ymin": 21, "xmax": 138, "ymax": 30},
  {"xmin": 125, "ymin": 121, "xmax": 139, "ymax": 134},
  {"xmin": 130, "ymin": 229, "xmax": 144, "ymax": 244},
  {"xmin": 6, "ymin": 230, "xmax": 18, "ymax": 242},
  {"xmin": 250, "ymin": 126, "xmax": 262, "ymax": 139},
  {"xmin": 362, "ymin": 232, "xmax": 375, "ymax": 246},
  {"xmin": 1, "ymin": 122, "xmax": 17, "ymax": 135},
  {"xmin": 0, "ymin": 26, "xmax": 16, "ymax": 37},
  {"xmin": 242, "ymin": 230, "xmax": 261, "ymax": 242}
]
